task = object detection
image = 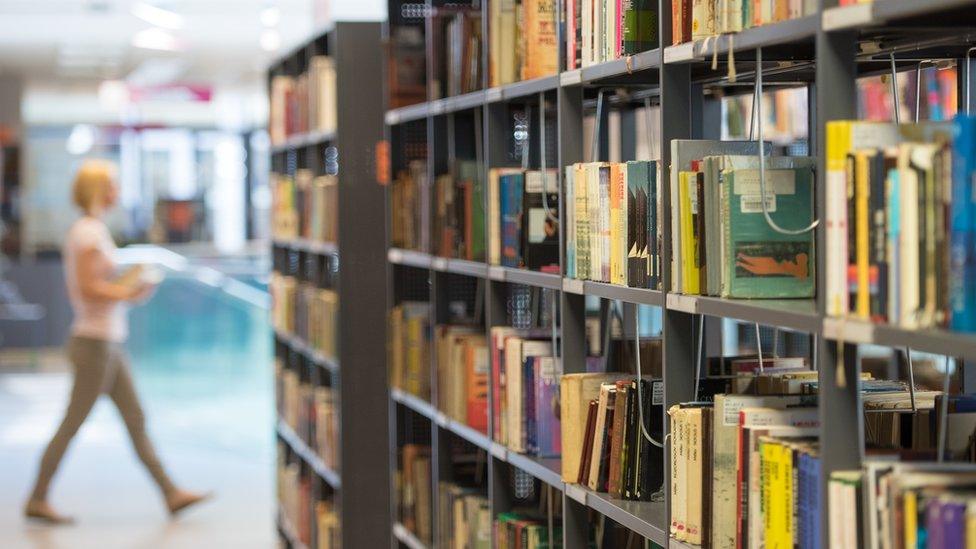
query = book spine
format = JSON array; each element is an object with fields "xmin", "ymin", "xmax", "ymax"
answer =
[{"xmin": 951, "ymin": 115, "xmax": 976, "ymax": 331}]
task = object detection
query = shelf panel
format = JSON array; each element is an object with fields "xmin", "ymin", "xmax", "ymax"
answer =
[
  {"xmin": 666, "ymin": 295, "xmax": 820, "ymax": 333},
  {"xmin": 823, "ymin": 317, "xmax": 976, "ymax": 360},
  {"xmin": 274, "ymin": 238, "xmax": 338, "ymax": 256},
  {"xmin": 390, "ymin": 388, "xmax": 438, "ymax": 421},
  {"xmin": 505, "ymin": 452, "xmax": 563, "ymax": 489},
  {"xmin": 278, "ymin": 508, "xmax": 309, "ymax": 549},
  {"xmin": 583, "ymin": 281, "xmax": 666, "ymax": 307},
  {"xmin": 275, "ymin": 328, "xmax": 339, "ymax": 373},
  {"xmin": 388, "ymin": 248, "xmax": 433, "ymax": 269},
  {"xmin": 824, "ymin": 0, "xmax": 976, "ymax": 31},
  {"xmin": 393, "ymin": 523, "xmax": 430, "ymax": 549},
  {"xmin": 664, "ymin": 15, "xmax": 818, "ymax": 64},
  {"xmin": 501, "ymin": 75, "xmax": 560, "ymax": 101},
  {"xmin": 385, "ymin": 102, "xmax": 430, "ymax": 125},
  {"xmin": 498, "ymin": 267, "xmax": 563, "ymax": 290},
  {"xmin": 437, "ymin": 414, "xmax": 493, "ymax": 452},
  {"xmin": 578, "ymin": 48, "xmax": 662, "ymax": 84},
  {"xmin": 277, "ymin": 419, "xmax": 342, "ymax": 488},
  {"xmin": 669, "ymin": 538, "xmax": 699, "ymax": 549},
  {"xmin": 582, "ymin": 489, "xmax": 667, "ymax": 546},
  {"xmin": 271, "ymin": 129, "xmax": 336, "ymax": 153}
]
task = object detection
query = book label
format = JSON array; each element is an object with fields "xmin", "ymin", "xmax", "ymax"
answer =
[
  {"xmin": 740, "ymin": 194, "xmax": 777, "ymax": 213},
  {"xmin": 731, "ymin": 169, "xmax": 796, "ymax": 195},
  {"xmin": 722, "ymin": 395, "xmax": 765, "ymax": 426},
  {"xmin": 652, "ymin": 381, "xmax": 663, "ymax": 405}
]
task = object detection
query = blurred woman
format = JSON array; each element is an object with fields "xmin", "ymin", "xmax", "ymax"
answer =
[{"xmin": 24, "ymin": 159, "xmax": 207, "ymax": 524}]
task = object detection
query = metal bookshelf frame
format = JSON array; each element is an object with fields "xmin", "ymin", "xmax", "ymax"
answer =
[
  {"xmin": 383, "ymin": 1, "xmax": 976, "ymax": 547},
  {"xmin": 268, "ymin": 21, "xmax": 389, "ymax": 549}
]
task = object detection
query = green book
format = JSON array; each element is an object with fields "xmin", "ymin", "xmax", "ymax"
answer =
[
  {"xmin": 722, "ymin": 165, "xmax": 816, "ymax": 298},
  {"xmin": 622, "ymin": 0, "xmax": 658, "ymax": 55}
]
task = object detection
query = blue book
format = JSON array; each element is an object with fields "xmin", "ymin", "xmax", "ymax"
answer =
[
  {"xmin": 951, "ymin": 115, "xmax": 976, "ymax": 331},
  {"xmin": 808, "ymin": 453, "xmax": 822, "ymax": 549},
  {"xmin": 500, "ymin": 172, "xmax": 525, "ymax": 268},
  {"xmin": 887, "ymin": 168, "xmax": 901, "ymax": 324},
  {"xmin": 533, "ymin": 356, "xmax": 561, "ymax": 457},
  {"xmin": 797, "ymin": 453, "xmax": 811, "ymax": 549}
]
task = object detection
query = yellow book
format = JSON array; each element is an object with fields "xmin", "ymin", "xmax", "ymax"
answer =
[
  {"xmin": 679, "ymin": 172, "xmax": 700, "ymax": 294},
  {"xmin": 904, "ymin": 489, "xmax": 918, "ymax": 549},
  {"xmin": 966, "ymin": 501, "xmax": 976, "ymax": 548},
  {"xmin": 825, "ymin": 120, "xmax": 851, "ymax": 317},
  {"xmin": 855, "ymin": 150, "xmax": 872, "ymax": 319}
]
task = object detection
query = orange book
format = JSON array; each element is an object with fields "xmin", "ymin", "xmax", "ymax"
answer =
[
  {"xmin": 520, "ymin": 0, "xmax": 558, "ymax": 80},
  {"xmin": 465, "ymin": 341, "xmax": 489, "ymax": 433}
]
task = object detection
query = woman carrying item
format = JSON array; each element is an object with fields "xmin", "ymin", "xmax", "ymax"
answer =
[{"xmin": 24, "ymin": 159, "xmax": 208, "ymax": 524}]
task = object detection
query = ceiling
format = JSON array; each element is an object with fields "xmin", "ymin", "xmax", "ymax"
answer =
[{"xmin": 0, "ymin": 0, "xmax": 318, "ymax": 86}]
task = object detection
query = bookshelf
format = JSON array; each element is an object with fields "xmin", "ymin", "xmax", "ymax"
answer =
[
  {"xmin": 384, "ymin": 1, "xmax": 976, "ymax": 548},
  {"xmin": 268, "ymin": 21, "xmax": 388, "ymax": 549}
]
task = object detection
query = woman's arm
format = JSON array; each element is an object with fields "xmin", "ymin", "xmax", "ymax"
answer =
[{"xmin": 76, "ymin": 247, "xmax": 141, "ymax": 302}]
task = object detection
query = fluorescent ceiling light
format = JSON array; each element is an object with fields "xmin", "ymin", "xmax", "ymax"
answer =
[
  {"xmin": 260, "ymin": 29, "xmax": 280, "ymax": 52},
  {"xmin": 99, "ymin": 80, "xmax": 130, "ymax": 109},
  {"xmin": 260, "ymin": 7, "xmax": 280, "ymax": 27},
  {"xmin": 132, "ymin": 2, "xmax": 184, "ymax": 30},
  {"xmin": 132, "ymin": 27, "xmax": 182, "ymax": 51},
  {"xmin": 66, "ymin": 124, "xmax": 95, "ymax": 156}
]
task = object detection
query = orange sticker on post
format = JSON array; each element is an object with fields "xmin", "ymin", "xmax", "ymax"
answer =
[{"xmin": 375, "ymin": 140, "xmax": 390, "ymax": 185}]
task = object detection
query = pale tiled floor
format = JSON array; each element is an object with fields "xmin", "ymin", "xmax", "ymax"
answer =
[{"xmin": 0, "ymin": 275, "xmax": 277, "ymax": 549}]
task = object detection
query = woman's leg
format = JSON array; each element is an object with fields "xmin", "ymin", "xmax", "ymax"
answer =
[
  {"xmin": 29, "ymin": 337, "xmax": 110, "ymax": 502},
  {"xmin": 105, "ymin": 346, "xmax": 176, "ymax": 496}
]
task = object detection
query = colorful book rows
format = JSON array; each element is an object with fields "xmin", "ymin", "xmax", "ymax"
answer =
[
  {"xmin": 565, "ymin": 0, "xmax": 658, "ymax": 70},
  {"xmin": 270, "ymin": 56, "xmax": 336, "ymax": 145},
  {"xmin": 671, "ymin": 0, "xmax": 818, "ymax": 45},
  {"xmin": 564, "ymin": 160, "xmax": 662, "ymax": 289},
  {"xmin": 272, "ymin": 170, "xmax": 338, "ymax": 244},
  {"xmin": 488, "ymin": 0, "xmax": 558, "ymax": 88},
  {"xmin": 825, "ymin": 116, "xmax": 976, "ymax": 333},
  {"xmin": 488, "ymin": 168, "xmax": 560, "ymax": 271}
]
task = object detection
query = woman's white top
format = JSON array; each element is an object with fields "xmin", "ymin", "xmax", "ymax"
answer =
[{"xmin": 64, "ymin": 216, "xmax": 127, "ymax": 342}]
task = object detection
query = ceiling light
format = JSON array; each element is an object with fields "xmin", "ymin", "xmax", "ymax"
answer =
[
  {"xmin": 66, "ymin": 125, "xmax": 95, "ymax": 156},
  {"xmin": 260, "ymin": 7, "xmax": 281, "ymax": 27},
  {"xmin": 132, "ymin": 28, "xmax": 182, "ymax": 51},
  {"xmin": 98, "ymin": 80, "xmax": 130, "ymax": 109},
  {"xmin": 132, "ymin": 2, "xmax": 184, "ymax": 30},
  {"xmin": 260, "ymin": 29, "xmax": 281, "ymax": 52}
]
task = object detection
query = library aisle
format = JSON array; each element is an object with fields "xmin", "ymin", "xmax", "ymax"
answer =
[{"xmin": 0, "ymin": 270, "xmax": 275, "ymax": 549}]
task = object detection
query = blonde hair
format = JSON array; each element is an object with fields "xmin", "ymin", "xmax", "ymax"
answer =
[{"xmin": 72, "ymin": 159, "xmax": 116, "ymax": 213}]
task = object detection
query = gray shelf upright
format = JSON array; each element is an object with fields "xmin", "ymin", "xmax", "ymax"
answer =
[{"xmin": 269, "ymin": 21, "xmax": 389, "ymax": 549}]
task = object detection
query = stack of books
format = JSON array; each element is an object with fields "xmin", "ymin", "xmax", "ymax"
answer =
[
  {"xmin": 270, "ymin": 55, "xmax": 337, "ymax": 145},
  {"xmin": 829, "ymin": 463, "xmax": 976, "ymax": 548},
  {"xmin": 564, "ymin": 160, "xmax": 662, "ymax": 289},
  {"xmin": 491, "ymin": 328, "xmax": 559, "ymax": 456},
  {"xmin": 389, "ymin": 302, "xmax": 432, "ymax": 400},
  {"xmin": 275, "ymin": 359, "xmax": 338, "ymax": 470},
  {"xmin": 495, "ymin": 511, "xmax": 564, "ymax": 548},
  {"xmin": 824, "ymin": 117, "xmax": 976, "ymax": 333},
  {"xmin": 487, "ymin": 168, "xmax": 560, "ymax": 271},
  {"xmin": 398, "ymin": 443, "xmax": 433, "ymax": 543},
  {"xmin": 436, "ymin": 325, "xmax": 489, "ymax": 433},
  {"xmin": 432, "ymin": 6, "xmax": 483, "ymax": 98},
  {"xmin": 488, "ymin": 0, "xmax": 558, "ymax": 87},
  {"xmin": 671, "ymin": 0, "xmax": 819, "ymax": 45},
  {"xmin": 669, "ymin": 140, "xmax": 816, "ymax": 299},
  {"xmin": 392, "ymin": 161, "xmax": 429, "ymax": 252},
  {"xmin": 561, "ymin": 374, "xmax": 665, "ymax": 502},
  {"xmin": 564, "ymin": 0, "xmax": 658, "ymax": 70},
  {"xmin": 439, "ymin": 482, "xmax": 491, "ymax": 547},
  {"xmin": 271, "ymin": 170, "xmax": 338, "ymax": 244},
  {"xmin": 434, "ymin": 161, "xmax": 485, "ymax": 261}
]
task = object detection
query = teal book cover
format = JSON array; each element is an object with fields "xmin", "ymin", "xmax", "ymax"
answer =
[
  {"xmin": 724, "ymin": 166, "xmax": 816, "ymax": 298},
  {"xmin": 626, "ymin": 160, "xmax": 650, "ymax": 288}
]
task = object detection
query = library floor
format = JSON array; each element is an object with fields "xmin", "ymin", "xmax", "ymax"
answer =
[{"xmin": 0, "ymin": 277, "xmax": 276, "ymax": 549}]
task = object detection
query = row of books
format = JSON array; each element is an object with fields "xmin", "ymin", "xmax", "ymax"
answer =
[
  {"xmin": 389, "ymin": 302, "xmax": 431, "ymax": 400},
  {"xmin": 488, "ymin": 0, "xmax": 558, "ymax": 88},
  {"xmin": 487, "ymin": 168, "xmax": 560, "ymax": 271},
  {"xmin": 437, "ymin": 325, "xmax": 489, "ymax": 433},
  {"xmin": 565, "ymin": 0, "xmax": 658, "ymax": 70},
  {"xmin": 670, "ymin": 140, "xmax": 816, "ymax": 299},
  {"xmin": 277, "ymin": 449, "xmax": 339, "ymax": 549},
  {"xmin": 398, "ymin": 443, "xmax": 433, "ymax": 543},
  {"xmin": 270, "ymin": 56, "xmax": 337, "ymax": 145},
  {"xmin": 271, "ymin": 171, "xmax": 338, "ymax": 243},
  {"xmin": 434, "ymin": 162, "xmax": 485, "ymax": 260},
  {"xmin": 490, "ymin": 328, "xmax": 560, "ymax": 455},
  {"xmin": 561, "ymin": 374, "xmax": 665, "ymax": 502},
  {"xmin": 439, "ymin": 482, "xmax": 491, "ymax": 548},
  {"xmin": 824, "ymin": 117, "xmax": 976, "ymax": 332},
  {"xmin": 270, "ymin": 273, "xmax": 338, "ymax": 361},
  {"xmin": 276, "ymin": 359, "xmax": 339, "ymax": 471},
  {"xmin": 496, "ymin": 511, "xmax": 563, "ymax": 548},
  {"xmin": 391, "ymin": 161, "xmax": 429, "ymax": 252},
  {"xmin": 671, "ymin": 0, "xmax": 818, "ymax": 45},
  {"xmin": 432, "ymin": 7, "xmax": 483, "ymax": 98},
  {"xmin": 829, "ymin": 463, "xmax": 976, "ymax": 549},
  {"xmin": 564, "ymin": 160, "xmax": 662, "ymax": 289}
]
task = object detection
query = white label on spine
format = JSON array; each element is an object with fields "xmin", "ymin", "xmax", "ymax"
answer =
[{"xmin": 740, "ymin": 194, "xmax": 777, "ymax": 213}]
